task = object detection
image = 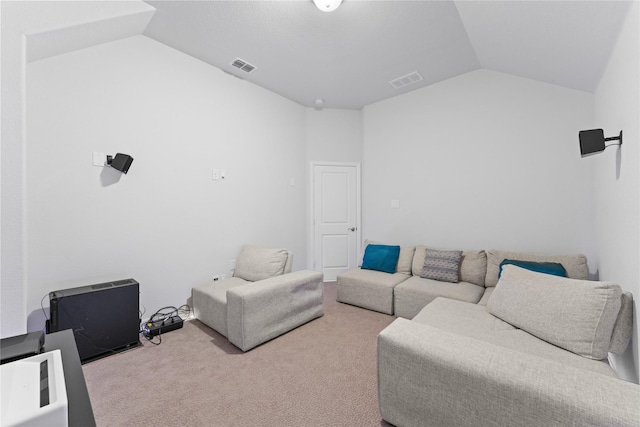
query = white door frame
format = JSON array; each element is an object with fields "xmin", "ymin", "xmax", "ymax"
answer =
[{"xmin": 309, "ymin": 161, "xmax": 362, "ymax": 277}]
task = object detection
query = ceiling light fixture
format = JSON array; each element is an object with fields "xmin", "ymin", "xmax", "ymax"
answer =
[{"xmin": 313, "ymin": 0, "xmax": 342, "ymax": 12}]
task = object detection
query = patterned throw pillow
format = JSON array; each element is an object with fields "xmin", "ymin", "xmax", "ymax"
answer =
[{"xmin": 421, "ymin": 249, "xmax": 463, "ymax": 283}]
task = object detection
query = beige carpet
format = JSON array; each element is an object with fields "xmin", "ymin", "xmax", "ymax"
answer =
[{"xmin": 82, "ymin": 282, "xmax": 396, "ymax": 427}]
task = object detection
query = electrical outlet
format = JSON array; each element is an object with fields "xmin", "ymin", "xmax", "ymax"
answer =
[{"xmin": 93, "ymin": 152, "xmax": 106, "ymax": 167}]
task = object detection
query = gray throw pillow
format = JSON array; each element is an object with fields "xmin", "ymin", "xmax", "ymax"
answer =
[{"xmin": 421, "ymin": 249, "xmax": 462, "ymax": 283}]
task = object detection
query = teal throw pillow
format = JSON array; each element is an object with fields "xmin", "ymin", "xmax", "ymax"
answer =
[
  {"xmin": 361, "ymin": 244, "xmax": 401, "ymax": 274},
  {"xmin": 499, "ymin": 259, "xmax": 567, "ymax": 279}
]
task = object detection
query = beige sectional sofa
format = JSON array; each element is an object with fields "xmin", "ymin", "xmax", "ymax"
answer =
[
  {"xmin": 337, "ymin": 244, "xmax": 639, "ymax": 426},
  {"xmin": 337, "ymin": 245, "xmax": 591, "ymax": 317}
]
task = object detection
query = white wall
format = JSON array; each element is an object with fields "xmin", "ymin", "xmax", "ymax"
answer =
[
  {"xmin": 362, "ymin": 69, "xmax": 595, "ymax": 260},
  {"xmin": 1, "ymin": 0, "xmax": 154, "ymax": 338},
  {"xmin": 593, "ymin": 2, "xmax": 639, "ymax": 383},
  {"xmin": 25, "ymin": 35, "xmax": 307, "ymax": 329},
  {"xmin": 305, "ymin": 108, "xmax": 363, "ymax": 163}
]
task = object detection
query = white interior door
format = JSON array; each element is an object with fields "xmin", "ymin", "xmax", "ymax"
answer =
[{"xmin": 313, "ymin": 164, "xmax": 360, "ymax": 281}]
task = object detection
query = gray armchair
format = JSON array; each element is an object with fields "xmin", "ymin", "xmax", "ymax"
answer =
[{"xmin": 192, "ymin": 245, "xmax": 324, "ymax": 351}]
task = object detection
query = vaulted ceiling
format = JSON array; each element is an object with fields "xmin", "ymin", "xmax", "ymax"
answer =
[
  {"xmin": 142, "ymin": 1, "xmax": 632, "ymax": 110},
  {"xmin": 16, "ymin": 1, "xmax": 633, "ymax": 110}
]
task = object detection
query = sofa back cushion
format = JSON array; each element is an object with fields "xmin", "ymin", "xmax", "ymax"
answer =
[
  {"xmin": 283, "ymin": 251, "xmax": 293, "ymax": 274},
  {"xmin": 487, "ymin": 265, "xmax": 622, "ymax": 360},
  {"xmin": 609, "ymin": 292, "xmax": 634, "ymax": 354},
  {"xmin": 485, "ymin": 249, "xmax": 588, "ymax": 287},
  {"xmin": 233, "ymin": 245, "xmax": 289, "ymax": 282},
  {"xmin": 460, "ymin": 250, "xmax": 487, "ymax": 287},
  {"xmin": 412, "ymin": 246, "xmax": 486, "ymax": 287}
]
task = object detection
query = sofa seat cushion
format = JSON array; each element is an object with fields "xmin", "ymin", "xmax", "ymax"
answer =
[
  {"xmin": 413, "ymin": 298, "xmax": 617, "ymax": 378},
  {"xmin": 412, "ymin": 297, "xmax": 515, "ymax": 334},
  {"xmin": 336, "ymin": 268, "xmax": 408, "ymax": 315},
  {"xmin": 393, "ymin": 276, "xmax": 485, "ymax": 319},
  {"xmin": 487, "ymin": 330, "xmax": 616, "ymax": 377},
  {"xmin": 488, "ymin": 266, "xmax": 622, "ymax": 360},
  {"xmin": 192, "ymin": 277, "xmax": 248, "ymax": 338}
]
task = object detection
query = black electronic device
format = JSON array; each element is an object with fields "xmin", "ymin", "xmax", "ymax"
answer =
[
  {"xmin": 579, "ymin": 129, "xmax": 623, "ymax": 157},
  {"xmin": 579, "ymin": 129, "xmax": 606, "ymax": 157},
  {"xmin": 0, "ymin": 331, "xmax": 45, "ymax": 364},
  {"xmin": 143, "ymin": 315, "xmax": 183, "ymax": 337},
  {"xmin": 48, "ymin": 279, "xmax": 141, "ymax": 363},
  {"xmin": 107, "ymin": 153, "xmax": 134, "ymax": 174}
]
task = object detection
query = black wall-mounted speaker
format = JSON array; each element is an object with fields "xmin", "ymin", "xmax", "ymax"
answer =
[
  {"xmin": 579, "ymin": 129, "xmax": 606, "ymax": 157},
  {"xmin": 111, "ymin": 153, "xmax": 134, "ymax": 174}
]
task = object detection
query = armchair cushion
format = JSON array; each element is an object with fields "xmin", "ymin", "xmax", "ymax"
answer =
[{"xmin": 233, "ymin": 245, "xmax": 289, "ymax": 282}]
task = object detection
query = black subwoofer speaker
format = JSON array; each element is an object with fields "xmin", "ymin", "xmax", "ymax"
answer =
[{"xmin": 48, "ymin": 279, "xmax": 141, "ymax": 363}]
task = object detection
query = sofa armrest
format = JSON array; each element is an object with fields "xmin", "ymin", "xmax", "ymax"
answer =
[
  {"xmin": 226, "ymin": 270, "xmax": 324, "ymax": 351},
  {"xmin": 377, "ymin": 318, "xmax": 640, "ymax": 427}
]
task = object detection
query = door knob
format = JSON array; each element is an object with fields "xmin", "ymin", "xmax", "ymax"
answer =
[{"xmin": 348, "ymin": 227, "xmax": 357, "ymax": 232}]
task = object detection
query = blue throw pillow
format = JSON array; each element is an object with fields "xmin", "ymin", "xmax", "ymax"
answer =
[
  {"xmin": 361, "ymin": 244, "xmax": 401, "ymax": 274},
  {"xmin": 499, "ymin": 259, "xmax": 567, "ymax": 279}
]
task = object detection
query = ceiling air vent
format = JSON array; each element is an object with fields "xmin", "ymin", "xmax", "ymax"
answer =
[
  {"xmin": 389, "ymin": 71, "xmax": 423, "ymax": 89},
  {"xmin": 231, "ymin": 58, "xmax": 256, "ymax": 74}
]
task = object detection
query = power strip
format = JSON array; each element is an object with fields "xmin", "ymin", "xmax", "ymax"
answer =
[{"xmin": 143, "ymin": 316, "xmax": 183, "ymax": 337}]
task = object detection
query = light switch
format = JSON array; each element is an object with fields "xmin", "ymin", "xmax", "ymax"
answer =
[
  {"xmin": 93, "ymin": 152, "xmax": 106, "ymax": 167},
  {"xmin": 212, "ymin": 169, "xmax": 220, "ymax": 180},
  {"xmin": 220, "ymin": 169, "xmax": 226, "ymax": 179},
  {"xmin": 391, "ymin": 199, "xmax": 400, "ymax": 209}
]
